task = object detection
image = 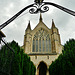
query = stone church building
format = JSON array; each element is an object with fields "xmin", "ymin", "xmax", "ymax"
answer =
[{"xmin": 22, "ymin": 14, "xmax": 63, "ymax": 75}]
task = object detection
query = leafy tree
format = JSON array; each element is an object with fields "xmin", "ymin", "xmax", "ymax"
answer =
[
  {"xmin": 0, "ymin": 40, "xmax": 36, "ymax": 75},
  {"xmin": 49, "ymin": 39, "xmax": 75, "ymax": 75}
]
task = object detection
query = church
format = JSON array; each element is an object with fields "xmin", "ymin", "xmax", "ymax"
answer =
[{"xmin": 22, "ymin": 14, "xmax": 63, "ymax": 75}]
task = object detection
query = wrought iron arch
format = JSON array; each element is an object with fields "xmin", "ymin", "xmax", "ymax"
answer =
[{"xmin": 0, "ymin": 0, "xmax": 75, "ymax": 30}]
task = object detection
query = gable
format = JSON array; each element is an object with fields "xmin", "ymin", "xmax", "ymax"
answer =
[{"xmin": 31, "ymin": 21, "xmax": 51, "ymax": 36}]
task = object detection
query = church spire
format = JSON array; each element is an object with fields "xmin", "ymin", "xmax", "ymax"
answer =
[
  {"xmin": 51, "ymin": 19, "xmax": 56, "ymax": 28},
  {"xmin": 26, "ymin": 21, "xmax": 31, "ymax": 30},
  {"xmin": 39, "ymin": 13, "xmax": 43, "ymax": 22}
]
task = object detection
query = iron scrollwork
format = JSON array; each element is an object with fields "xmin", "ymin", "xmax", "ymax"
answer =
[
  {"xmin": 29, "ymin": 0, "xmax": 75, "ymax": 16},
  {"xmin": 29, "ymin": 0, "xmax": 49, "ymax": 14},
  {"xmin": 29, "ymin": 3, "xmax": 49, "ymax": 14}
]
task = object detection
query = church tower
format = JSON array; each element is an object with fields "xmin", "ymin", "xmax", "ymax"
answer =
[
  {"xmin": 23, "ymin": 21, "xmax": 32, "ymax": 53},
  {"xmin": 22, "ymin": 14, "xmax": 63, "ymax": 75},
  {"xmin": 51, "ymin": 19, "xmax": 62, "ymax": 54}
]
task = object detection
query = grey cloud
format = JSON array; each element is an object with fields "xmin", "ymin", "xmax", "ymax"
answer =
[{"xmin": 0, "ymin": 0, "xmax": 75, "ymax": 46}]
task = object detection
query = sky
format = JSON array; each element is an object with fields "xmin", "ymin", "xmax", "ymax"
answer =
[{"xmin": 0, "ymin": 0, "xmax": 75, "ymax": 46}]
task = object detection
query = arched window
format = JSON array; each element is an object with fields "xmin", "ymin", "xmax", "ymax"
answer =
[
  {"xmin": 32, "ymin": 28, "xmax": 51, "ymax": 53},
  {"xmin": 36, "ymin": 38, "xmax": 38, "ymax": 52},
  {"xmin": 33, "ymin": 38, "xmax": 35, "ymax": 52}
]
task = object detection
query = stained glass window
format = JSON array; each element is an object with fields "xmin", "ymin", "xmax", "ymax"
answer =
[
  {"xmin": 32, "ymin": 28, "xmax": 51, "ymax": 53},
  {"xmin": 32, "ymin": 38, "xmax": 35, "ymax": 52},
  {"xmin": 39, "ymin": 38, "xmax": 41, "ymax": 52},
  {"xmin": 49, "ymin": 38, "xmax": 51, "ymax": 52},
  {"xmin": 42, "ymin": 39, "xmax": 45, "ymax": 52},
  {"xmin": 36, "ymin": 39, "xmax": 38, "ymax": 52}
]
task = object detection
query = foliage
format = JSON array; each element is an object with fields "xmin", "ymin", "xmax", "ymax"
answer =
[
  {"xmin": 49, "ymin": 39, "xmax": 75, "ymax": 75},
  {"xmin": 0, "ymin": 40, "xmax": 36, "ymax": 75}
]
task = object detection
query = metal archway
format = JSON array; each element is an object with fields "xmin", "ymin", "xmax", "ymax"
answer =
[{"xmin": 0, "ymin": 0, "xmax": 75, "ymax": 30}]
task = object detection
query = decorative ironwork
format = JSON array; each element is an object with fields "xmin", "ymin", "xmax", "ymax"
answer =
[
  {"xmin": 29, "ymin": 0, "xmax": 75, "ymax": 15},
  {"xmin": 0, "ymin": 1, "xmax": 75, "ymax": 74},
  {"xmin": 0, "ymin": 0, "xmax": 75, "ymax": 30},
  {"xmin": 29, "ymin": 3, "xmax": 49, "ymax": 14}
]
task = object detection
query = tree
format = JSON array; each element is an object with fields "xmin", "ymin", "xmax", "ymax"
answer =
[
  {"xmin": 0, "ymin": 40, "xmax": 36, "ymax": 75},
  {"xmin": 49, "ymin": 39, "xmax": 75, "ymax": 75}
]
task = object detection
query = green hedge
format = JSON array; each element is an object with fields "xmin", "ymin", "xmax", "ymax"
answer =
[
  {"xmin": 49, "ymin": 39, "xmax": 75, "ymax": 75},
  {"xmin": 0, "ymin": 40, "xmax": 36, "ymax": 75}
]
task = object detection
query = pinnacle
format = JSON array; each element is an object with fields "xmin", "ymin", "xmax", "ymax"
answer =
[
  {"xmin": 52, "ymin": 19, "xmax": 56, "ymax": 28},
  {"xmin": 26, "ymin": 21, "xmax": 31, "ymax": 30},
  {"xmin": 39, "ymin": 13, "xmax": 43, "ymax": 22}
]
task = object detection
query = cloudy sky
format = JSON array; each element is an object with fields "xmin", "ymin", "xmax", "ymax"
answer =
[{"xmin": 0, "ymin": 0, "xmax": 75, "ymax": 46}]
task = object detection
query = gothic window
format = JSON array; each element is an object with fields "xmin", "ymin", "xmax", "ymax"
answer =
[
  {"xmin": 39, "ymin": 38, "xmax": 41, "ymax": 52},
  {"xmin": 32, "ymin": 38, "xmax": 35, "ymax": 52},
  {"xmin": 49, "ymin": 38, "xmax": 51, "ymax": 52},
  {"xmin": 36, "ymin": 39, "xmax": 38, "ymax": 52},
  {"xmin": 32, "ymin": 28, "xmax": 51, "ymax": 53},
  {"xmin": 46, "ymin": 39, "xmax": 48, "ymax": 52},
  {"xmin": 42, "ymin": 39, "xmax": 45, "ymax": 52}
]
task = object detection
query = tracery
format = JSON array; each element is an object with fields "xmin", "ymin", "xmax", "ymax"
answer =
[{"xmin": 32, "ymin": 28, "xmax": 51, "ymax": 53}]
